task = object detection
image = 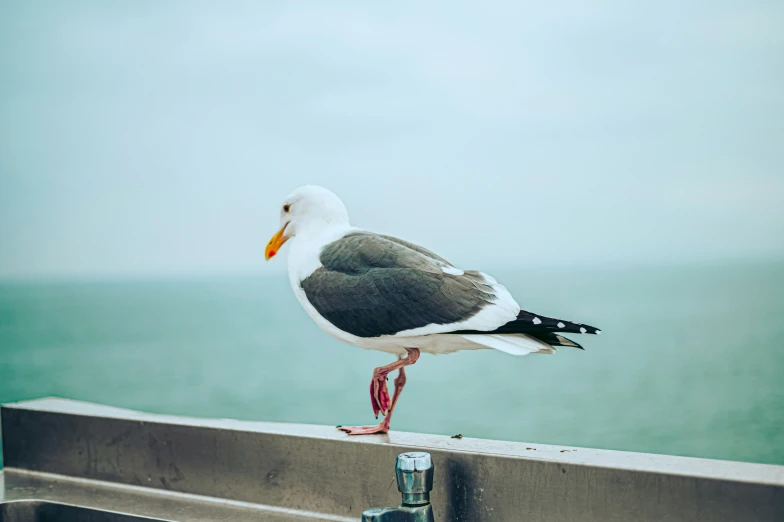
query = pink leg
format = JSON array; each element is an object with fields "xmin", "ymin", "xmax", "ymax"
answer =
[
  {"xmin": 339, "ymin": 348, "xmax": 419, "ymax": 435},
  {"xmin": 368, "ymin": 348, "xmax": 421, "ymax": 418}
]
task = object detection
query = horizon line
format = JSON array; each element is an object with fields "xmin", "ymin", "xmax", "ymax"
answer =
[{"xmin": 1, "ymin": 254, "xmax": 782, "ymax": 285}]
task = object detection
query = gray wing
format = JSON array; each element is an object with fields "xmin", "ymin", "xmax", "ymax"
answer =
[
  {"xmin": 375, "ymin": 234, "xmax": 453, "ymax": 266},
  {"xmin": 299, "ymin": 232, "xmax": 496, "ymax": 338}
]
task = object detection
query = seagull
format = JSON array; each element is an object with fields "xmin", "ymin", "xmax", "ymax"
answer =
[{"xmin": 265, "ymin": 185, "xmax": 601, "ymax": 435}]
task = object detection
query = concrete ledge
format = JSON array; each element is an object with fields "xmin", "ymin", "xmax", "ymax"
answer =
[{"xmin": 2, "ymin": 398, "xmax": 784, "ymax": 521}]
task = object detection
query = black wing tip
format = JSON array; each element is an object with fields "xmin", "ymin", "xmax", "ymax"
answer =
[
  {"xmin": 517, "ymin": 310, "xmax": 601, "ymax": 335},
  {"xmin": 452, "ymin": 311, "xmax": 603, "ymax": 339},
  {"xmin": 524, "ymin": 332, "xmax": 585, "ymax": 351},
  {"xmin": 561, "ymin": 334, "xmax": 585, "ymax": 350}
]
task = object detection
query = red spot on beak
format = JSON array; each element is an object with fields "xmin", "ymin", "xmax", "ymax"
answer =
[{"xmin": 268, "ymin": 250, "xmax": 276, "ymax": 258}]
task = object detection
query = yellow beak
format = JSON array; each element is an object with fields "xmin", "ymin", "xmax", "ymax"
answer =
[{"xmin": 265, "ymin": 224, "xmax": 289, "ymax": 261}]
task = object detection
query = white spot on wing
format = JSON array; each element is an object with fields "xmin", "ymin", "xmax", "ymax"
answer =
[
  {"xmin": 441, "ymin": 266, "xmax": 464, "ymax": 276},
  {"xmin": 532, "ymin": 317, "xmax": 542, "ymax": 324},
  {"xmin": 557, "ymin": 322, "xmax": 565, "ymax": 328},
  {"xmin": 580, "ymin": 327, "xmax": 587, "ymax": 333},
  {"xmin": 596, "ymin": 330, "xmax": 602, "ymax": 335}
]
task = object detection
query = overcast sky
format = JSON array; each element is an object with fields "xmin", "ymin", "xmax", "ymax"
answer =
[{"xmin": 1, "ymin": 1, "xmax": 782, "ymax": 279}]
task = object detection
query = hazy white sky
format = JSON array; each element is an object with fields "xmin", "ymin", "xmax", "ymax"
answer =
[{"xmin": 1, "ymin": 1, "xmax": 782, "ymax": 279}]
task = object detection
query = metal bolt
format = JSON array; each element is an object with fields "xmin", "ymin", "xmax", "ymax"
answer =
[{"xmin": 395, "ymin": 452, "xmax": 434, "ymax": 506}]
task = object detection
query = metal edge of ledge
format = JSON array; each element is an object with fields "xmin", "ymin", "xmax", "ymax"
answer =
[
  {"xmin": 0, "ymin": 468, "xmax": 356, "ymax": 522},
  {"xmin": 5, "ymin": 398, "xmax": 783, "ymax": 485},
  {"xmin": 2, "ymin": 398, "xmax": 784, "ymax": 522}
]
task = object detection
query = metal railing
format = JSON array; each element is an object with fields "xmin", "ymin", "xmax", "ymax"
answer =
[{"xmin": 2, "ymin": 398, "xmax": 783, "ymax": 521}]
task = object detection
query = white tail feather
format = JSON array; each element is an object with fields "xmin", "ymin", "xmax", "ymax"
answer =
[{"xmin": 460, "ymin": 334, "xmax": 554, "ymax": 356}]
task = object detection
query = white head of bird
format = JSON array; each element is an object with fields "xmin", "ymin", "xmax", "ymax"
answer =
[{"xmin": 265, "ymin": 185, "xmax": 350, "ymax": 260}]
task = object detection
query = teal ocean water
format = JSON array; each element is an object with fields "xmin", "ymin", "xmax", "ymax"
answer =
[{"xmin": 1, "ymin": 261, "xmax": 783, "ymax": 467}]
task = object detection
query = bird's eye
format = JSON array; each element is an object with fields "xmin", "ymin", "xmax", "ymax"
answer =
[{"xmin": 283, "ymin": 204, "xmax": 291, "ymax": 213}]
